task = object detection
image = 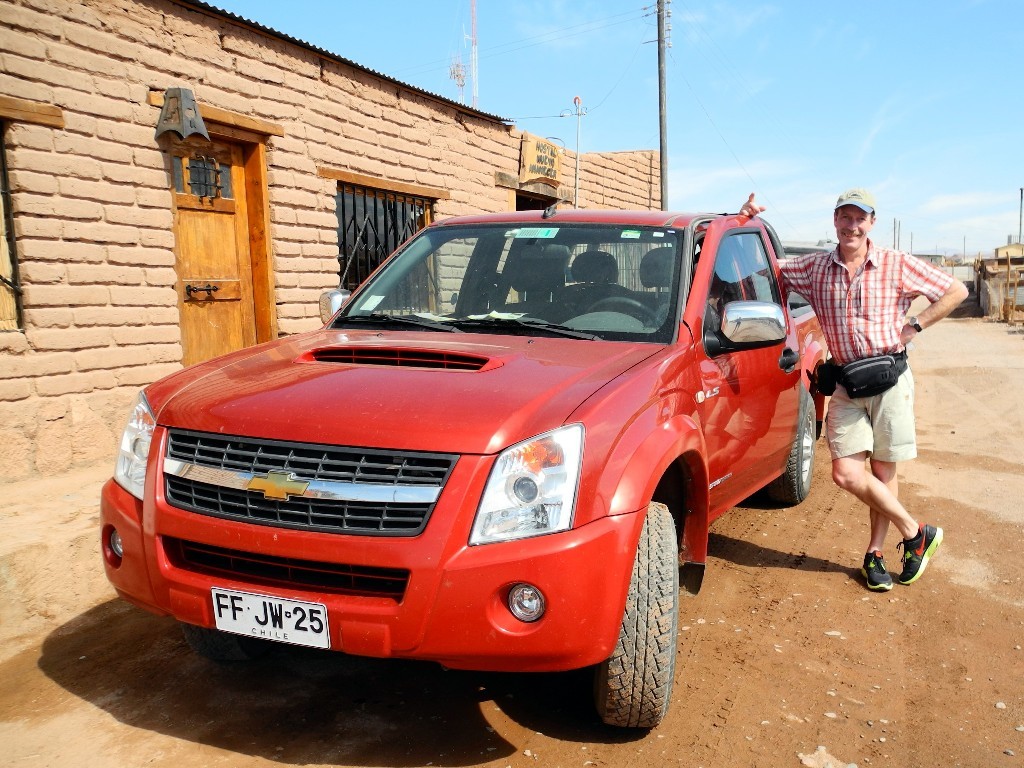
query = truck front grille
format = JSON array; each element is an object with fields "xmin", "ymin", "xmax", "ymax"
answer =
[
  {"xmin": 164, "ymin": 429, "xmax": 458, "ymax": 537},
  {"xmin": 164, "ymin": 537, "xmax": 409, "ymax": 599}
]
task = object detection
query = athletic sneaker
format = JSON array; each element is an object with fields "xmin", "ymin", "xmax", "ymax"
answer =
[
  {"xmin": 861, "ymin": 550, "xmax": 893, "ymax": 591},
  {"xmin": 897, "ymin": 524, "xmax": 944, "ymax": 585}
]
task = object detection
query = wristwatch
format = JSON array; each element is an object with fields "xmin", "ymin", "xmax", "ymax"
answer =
[{"xmin": 908, "ymin": 316, "xmax": 923, "ymax": 332}]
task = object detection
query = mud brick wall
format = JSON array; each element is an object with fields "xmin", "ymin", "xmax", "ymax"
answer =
[
  {"xmin": 0, "ymin": 0, "xmax": 660, "ymax": 480},
  {"xmin": 579, "ymin": 150, "xmax": 660, "ymax": 211}
]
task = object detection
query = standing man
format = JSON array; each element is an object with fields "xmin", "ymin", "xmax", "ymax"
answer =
[{"xmin": 740, "ymin": 190, "xmax": 968, "ymax": 591}]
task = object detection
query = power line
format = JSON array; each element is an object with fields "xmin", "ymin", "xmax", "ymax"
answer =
[
  {"xmin": 508, "ymin": 30, "xmax": 648, "ymax": 122},
  {"xmin": 674, "ymin": 66, "xmax": 794, "ymax": 230},
  {"xmin": 393, "ymin": 6, "xmax": 649, "ymax": 80},
  {"xmin": 668, "ymin": 1, "xmax": 813, "ymax": 217}
]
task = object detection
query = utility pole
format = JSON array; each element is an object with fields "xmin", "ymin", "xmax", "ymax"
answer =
[
  {"xmin": 657, "ymin": 0, "xmax": 669, "ymax": 210},
  {"xmin": 572, "ymin": 96, "xmax": 584, "ymax": 208},
  {"xmin": 1018, "ymin": 187, "xmax": 1022, "ymax": 244}
]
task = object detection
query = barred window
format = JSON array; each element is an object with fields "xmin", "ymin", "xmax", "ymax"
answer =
[
  {"xmin": 335, "ymin": 184, "xmax": 432, "ymax": 291},
  {"xmin": 171, "ymin": 154, "xmax": 234, "ymax": 200},
  {"xmin": 0, "ymin": 123, "xmax": 22, "ymax": 331}
]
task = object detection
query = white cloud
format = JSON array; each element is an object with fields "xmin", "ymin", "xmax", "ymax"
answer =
[{"xmin": 920, "ymin": 192, "xmax": 1017, "ymax": 214}]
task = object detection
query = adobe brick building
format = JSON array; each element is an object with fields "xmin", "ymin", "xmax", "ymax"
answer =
[{"xmin": 0, "ymin": 0, "xmax": 661, "ymax": 481}]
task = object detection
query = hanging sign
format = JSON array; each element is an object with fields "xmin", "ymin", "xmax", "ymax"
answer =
[{"xmin": 519, "ymin": 134, "xmax": 562, "ymax": 187}]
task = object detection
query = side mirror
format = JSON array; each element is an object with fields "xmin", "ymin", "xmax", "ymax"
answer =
[
  {"xmin": 704, "ymin": 300, "xmax": 786, "ymax": 356},
  {"xmin": 319, "ymin": 288, "xmax": 352, "ymax": 324},
  {"xmin": 720, "ymin": 300, "xmax": 786, "ymax": 345}
]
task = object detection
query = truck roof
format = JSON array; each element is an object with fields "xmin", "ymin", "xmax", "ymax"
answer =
[{"xmin": 431, "ymin": 209, "xmax": 725, "ymax": 229}]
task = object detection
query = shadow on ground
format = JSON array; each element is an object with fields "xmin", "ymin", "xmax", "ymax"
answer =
[
  {"xmin": 708, "ymin": 531, "xmax": 853, "ymax": 577},
  {"xmin": 35, "ymin": 600, "xmax": 643, "ymax": 766}
]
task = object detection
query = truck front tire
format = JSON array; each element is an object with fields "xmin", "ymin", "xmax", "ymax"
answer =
[{"xmin": 593, "ymin": 501, "xmax": 679, "ymax": 728}]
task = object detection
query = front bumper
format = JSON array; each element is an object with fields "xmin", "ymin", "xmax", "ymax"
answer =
[{"xmin": 100, "ymin": 466, "xmax": 646, "ymax": 672}]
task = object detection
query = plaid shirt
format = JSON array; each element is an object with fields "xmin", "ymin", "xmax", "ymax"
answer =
[{"xmin": 781, "ymin": 240, "xmax": 954, "ymax": 366}]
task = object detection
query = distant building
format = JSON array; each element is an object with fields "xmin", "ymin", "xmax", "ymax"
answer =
[
  {"xmin": 977, "ymin": 243, "xmax": 1024, "ymax": 318},
  {"xmin": 781, "ymin": 240, "xmax": 837, "ymax": 256},
  {"xmin": 994, "ymin": 243, "xmax": 1024, "ymax": 261}
]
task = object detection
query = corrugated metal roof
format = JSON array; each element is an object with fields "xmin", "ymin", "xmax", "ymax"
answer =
[{"xmin": 172, "ymin": 0, "xmax": 512, "ymax": 125}]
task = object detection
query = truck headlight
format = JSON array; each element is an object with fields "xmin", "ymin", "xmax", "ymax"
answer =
[
  {"xmin": 114, "ymin": 392, "xmax": 156, "ymax": 500},
  {"xmin": 470, "ymin": 424, "xmax": 583, "ymax": 545}
]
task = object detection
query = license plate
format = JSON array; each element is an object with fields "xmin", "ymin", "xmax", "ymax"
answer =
[{"xmin": 211, "ymin": 588, "xmax": 331, "ymax": 650}]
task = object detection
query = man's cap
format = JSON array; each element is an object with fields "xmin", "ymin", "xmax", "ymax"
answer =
[{"xmin": 835, "ymin": 188, "xmax": 876, "ymax": 213}]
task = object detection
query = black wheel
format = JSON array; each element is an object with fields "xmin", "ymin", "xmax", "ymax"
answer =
[
  {"xmin": 180, "ymin": 622, "xmax": 270, "ymax": 662},
  {"xmin": 594, "ymin": 501, "xmax": 679, "ymax": 728},
  {"xmin": 587, "ymin": 296, "xmax": 657, "ymax": 324},
  {"xmin": 767, "ymin": 385, "xmax": 816, "ymax": 504}
]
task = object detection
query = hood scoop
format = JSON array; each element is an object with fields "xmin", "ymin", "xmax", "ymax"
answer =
[{"xmin": 306, "ymin": 346, "xmax": 497, "ymax": 371}]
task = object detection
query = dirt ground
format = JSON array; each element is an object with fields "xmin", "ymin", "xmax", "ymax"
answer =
[{"xmin": 2, "ymin": 307, "xmax": 1022, "ymax": 768}]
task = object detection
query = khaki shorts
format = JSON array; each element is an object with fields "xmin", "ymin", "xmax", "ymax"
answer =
[{"xmin": 826, "ymin": 367, "xmax": 916, "ymax": 462}]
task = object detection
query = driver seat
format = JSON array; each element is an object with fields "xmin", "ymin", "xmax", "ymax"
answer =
[
  {"xmin": 557, "ymin": 250, "xmax": 633, "ymax": 318},
  {"xmin": 570, "ymin": 250, "xmax": 618, "ymax": 285}
]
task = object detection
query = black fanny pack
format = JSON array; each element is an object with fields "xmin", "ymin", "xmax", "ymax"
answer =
[{"xmin": 818, "ymin": 351, "xmax": 908, "ymax": 399}]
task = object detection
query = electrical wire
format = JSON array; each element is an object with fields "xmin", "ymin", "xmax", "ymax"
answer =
[
  {"xmin": 669, "ymin": 0, "xmax": 795, "ymax": 227},
  {"xmin": 393, "ymin": 6, "xmax": 649, "ymax": 80},
  {"xmin": 674, "ymin": 64, "xmax": 794, "ymax": 229},
  {"xmin": 505, "ymin": 6, "xmax": 653, "ymax": 121}
]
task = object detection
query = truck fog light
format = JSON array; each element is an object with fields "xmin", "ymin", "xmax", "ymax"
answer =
[
  {"xmin": 109, "ymin": 528, "xmax": 124, "ymax": 558},
  {"xmin": 508, "ymin": 583, "xmax": 545, "ymax": 623}
]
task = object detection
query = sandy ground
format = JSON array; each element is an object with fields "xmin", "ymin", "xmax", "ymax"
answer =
[{"xmin": 2, "ymin": 307, "xmax": 1023, "ymax": 768}]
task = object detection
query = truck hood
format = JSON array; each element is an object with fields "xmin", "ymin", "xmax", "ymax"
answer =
[{"xmin": 152, "ymin": 331, "xmax": 662, "ymax": 455}]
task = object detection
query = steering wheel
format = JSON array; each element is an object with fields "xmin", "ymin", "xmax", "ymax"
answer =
[{"xmin": 587, "ymin": 296, "xmax": 658, "ymax": 325}]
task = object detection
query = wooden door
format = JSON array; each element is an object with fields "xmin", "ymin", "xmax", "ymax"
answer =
[{"xmin": 169, "ymin": 137, "xmax": 258, "ymax": 366}]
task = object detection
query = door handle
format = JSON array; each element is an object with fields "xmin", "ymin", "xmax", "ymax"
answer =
[
  {"xmin": 778, "ymin": 347, "xmax": 798, "ymax": 373},
  {"xmin": 185, "ymin": 283, "xmax": 219, "ymax": 298}
]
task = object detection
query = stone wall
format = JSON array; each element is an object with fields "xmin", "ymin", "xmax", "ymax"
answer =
[{"xmin": 0, "ymin": 0, "xmax": 661, "ymax": 480}]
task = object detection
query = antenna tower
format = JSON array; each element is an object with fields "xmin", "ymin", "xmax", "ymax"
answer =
[
  {"xmin": 449, "ymin": 56, "xmax": 466, "ymax": 104},
  {"xmin": 470, "ymin": 0, "xmax": 478, "ymax": 108}
]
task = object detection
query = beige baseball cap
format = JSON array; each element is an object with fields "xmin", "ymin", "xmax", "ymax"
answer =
[{"xmin": 834, "ymin": 188, "xmax": 876, "ymax": 213}]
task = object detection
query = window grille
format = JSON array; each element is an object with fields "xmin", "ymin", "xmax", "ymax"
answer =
[
  {"xmin": 171, "ymin": 154, "xmax": 232, "ymax": 200},
  {"xmin": 334, "ymin": 184, "xmax": 432, "ymax": 291},
  {"xmin": 0, "ymin": 123, "xmax": 22, "ymax": 331}
]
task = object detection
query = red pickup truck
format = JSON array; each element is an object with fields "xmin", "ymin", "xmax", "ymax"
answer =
[{"xmin": 101, "ymin": 208, "xmax": 826, "ymax": 728}]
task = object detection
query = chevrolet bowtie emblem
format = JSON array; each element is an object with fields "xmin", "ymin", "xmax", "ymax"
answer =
[{"xmin": 246, "ymin": 471, "xmax": 310, "ymax": 500}]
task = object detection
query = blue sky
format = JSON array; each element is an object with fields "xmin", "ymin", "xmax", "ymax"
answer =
[{"xmin": 212, "ymin": 0, "xmax": 1020, "ymax": 257}]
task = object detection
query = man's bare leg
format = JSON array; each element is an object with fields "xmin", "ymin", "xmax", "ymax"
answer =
[
  {"xmin": 867, "ymin": 459, "xmax": 898, "ymax": 552},
  {"xmin": 832, "ymin": 452, "xmax": 918, "ymax": 540}
]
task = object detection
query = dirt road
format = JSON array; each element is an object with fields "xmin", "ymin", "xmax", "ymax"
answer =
[{"xmin": 2, "ymin": 311, "xmax": 1022, "ymax": 768}]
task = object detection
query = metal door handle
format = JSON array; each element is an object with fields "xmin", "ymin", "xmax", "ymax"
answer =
[
  {"xmin": 778, "ymin": 347, "xmax": 798, "ymax": 373},
  {"xmin": 185, "ymin": 283, "xmax": 219, "ymax": 298}
]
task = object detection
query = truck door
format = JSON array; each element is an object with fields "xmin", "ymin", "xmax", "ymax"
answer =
[{"xmin": 689, "ymin": 225, "xmax": 801, "ymax": 514}]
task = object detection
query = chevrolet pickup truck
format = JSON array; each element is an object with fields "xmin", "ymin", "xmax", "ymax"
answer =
[{"xmin": 101, "ymin": 208, "xmax": 827, "ymax": 728}]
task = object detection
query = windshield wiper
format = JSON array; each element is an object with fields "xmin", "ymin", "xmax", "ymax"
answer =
[
  {"xmin": 333, "ymin": 312, "xmax": 462, "ymax": 333},
  {"xmin": 451, "ymin": 316, "xmax": 599, "ymax": 340}
]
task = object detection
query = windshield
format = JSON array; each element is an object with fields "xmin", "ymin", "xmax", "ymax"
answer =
[{"xmin": 334, "ymin": 222, "xmax": 687, "ymax": 343}]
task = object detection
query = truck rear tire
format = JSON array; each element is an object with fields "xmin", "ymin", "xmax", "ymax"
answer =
[
  {"xmin": 767, "ymin": 385, "xmax": 816, "ymax": 505},
  {"xmin": 593, "ymin": 501, "xmax": 679, "ymax": 728},
  {"xmin": 180, "ymin": 622, "xmax": 270, "ymax": 662}
]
